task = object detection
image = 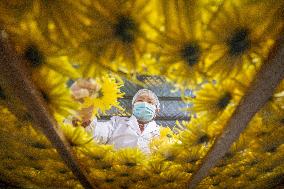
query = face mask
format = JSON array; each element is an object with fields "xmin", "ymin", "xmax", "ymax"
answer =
[{"xmin": 133, "ymin": 102, "xmax": 156, "ymax": 122}]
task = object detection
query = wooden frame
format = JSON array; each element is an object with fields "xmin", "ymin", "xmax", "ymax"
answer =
[
  {"xmin": 187, "ymin": 30, "xmax": 284, "ymax": 188},
  {"xmin": 0, "ymin": 31, "xmax": 95, "ymax": 189}
]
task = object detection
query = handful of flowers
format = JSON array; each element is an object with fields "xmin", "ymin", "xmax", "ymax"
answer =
[{"xmin": 70, "ymin": 78, "xmax": 101, "ymax": 127}]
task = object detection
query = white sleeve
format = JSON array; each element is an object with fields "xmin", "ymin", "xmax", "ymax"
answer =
[
  {"xmin": 154, "ymin": 127, "xmax": 160, "ymax": 138},
  {"xmin": 85, "ymin": 117, "xmax": 116, "ymax": 144}
]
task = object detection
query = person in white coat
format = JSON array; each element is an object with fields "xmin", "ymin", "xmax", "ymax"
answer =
[
  {"xmin": 69, "ymin": 79, "xmax": 161, "ymax": 154},
  {"xmin": 85, "ymin": 89, "xmax": 161, "ymax": 154}
]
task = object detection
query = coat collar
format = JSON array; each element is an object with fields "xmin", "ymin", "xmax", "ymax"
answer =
[{"xmin": 127, "ymin": 115, "xmax": 159, "ymax": 135}]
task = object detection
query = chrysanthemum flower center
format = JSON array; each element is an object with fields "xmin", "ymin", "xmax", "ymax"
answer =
[
  {"xmin": 256, "ymin": 131, "xmax": 267, "ymax": 137},
  {"xmin": 224, "ymin": 151, "xmax": 234, "ymax": 159},
  {"xmin": 265, "ymin": 145, "xmax": 277, "ymax": 153},
  {"xmin": 0, "ymin": 87, "xmax": 6, "ymax": 100},
  {"xmin": 212, "ymin": 181, "xmax": 220, "ymax": 186},
  {"xmin": 268, "ymin": 96, "xmax": 273, "ymax": 101},
  {"xmin": 97, "ymin": 90, "xmax": 103, "ymax": 99},
  {"xmin": 5, "ymin": 165, "xmax": 15, "ymax": 170},
  {"xmin": 263, "ymin": 166, "xmax": 274, "ymax": 173},
  {"xmin": 23, "ymin": 112, "xmax": 33, "ymax": 121},
  {"xmin": 92, "ymin": 155, "xmax": 103, "ymax": 161},
  {"xmin": 120, "ymin": 185, "xmax": 128, "ymax": 189},
  {"xmin": 228, "ymin": 28, "xmax": 251, "ymax": 56},
  {"xmin": 26, "ymin": 154, "xmax": 38, "ymax": 160},
  {"xmin": 153, "ymin": 169, "xmax": 161, "ymax": 174},
  {"xmin": 165, "ymin": 153, "xmax": 175, "ymax": 161},
  {"xmin": 125, "ymin": 162, "xmax": 136, "ymax": 167},
  {"xmin": 6, "ymin": 155, "xmax": 16, "ymax": 160},
  {"xmin": 280, "ymin": 118, "xmax": 284, "ymax": 125},
  {"xmin": 198, "ymin": 134, "xmax": 209, "ymax": 144},
  {"xmin": 181, "ymin": 42, "xmax": 201, "ymax": 66},
  {"xmin": 24, "ymin": 45, "xmax": 44, "ymax": 67},
  {"xmin": 40, "ymin": 90, "xmax": 50, "ymax": 103},
  {"xmin": 121, "ymin": 173, "xmax": 129, "ymax": 177},
  {"xmin": 101, "ymin": 164, "xmax": 112, "ymax": 170},
  {"xmin": 186, "ymin": 157, "xmax": 198, "ymax": 163},
  {"xmin": 185, "ymin": 168, "xmax": 193, "ymax": 173},
  {"xmin": 105, "ymin": 178, "xmax": 114, "ymax": 183},
  {"xmin": 230, "ymin": 171, "xmax": 241, "ymax": 178},
  {"xmin": 165, "ymin": 177, "xmax": 175, "ymax": 183},
  {"xmin": 247, "ymin": 174, "xmax": 257, "ymax": 181},
  {"xmin": 114, "ymin": 16, "xmax": 138, "ymax": 43},
  {"xmin": 217, "ymin": 92, "xmax": 232, "ymax": 109},
  {"xmin": 33, "ymin": 165, "xmax": 44, "ymax": 171},
  {"xmin": 58, "ymin": 168, "xmax": 68, "ymax": 174},
  {"xmin": 30, "ymin": 142, "xmax": 47, "ymax": 149},
  {"xmin": 248, "ymin": 160, "xmax": 258, "ymax": 166},
  {"xmin": 166, "ymin": 134, "xmax": 172, "ymax": 138}
]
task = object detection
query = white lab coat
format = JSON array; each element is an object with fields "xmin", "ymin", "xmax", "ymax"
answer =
[{"xmin": 85, "ymin": 115, "xmax": 160, "ymax": 154}]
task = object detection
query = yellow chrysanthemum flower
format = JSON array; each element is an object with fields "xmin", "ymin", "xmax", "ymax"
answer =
[
  {"xmin": 244, "ymin": 114, "xmax": 272, "ymax": 139},
  {"xmin": 197, "ymin": 175, "xmax": 223, "ymax": 189},
  {"xmin": 175, "ymin": 146, "xmax": 207, "ymax": 166},
  {"xmin": 31, "ymin": 69, "xmax": 79, "ymax": 120},
  {"xmin": 221, "ymin": 164, "xmax": 244, "ymax": 181},
  {"xmin": 21, "ymin": 125, "xmax": 52, "ymax": 149},
  {"xmin": 256, "ymin": 153, "xmax": 284, "ymax": 174},
  {"xmin": 253, "ymin": 164, "xmax": 284, "ymax": 189},
  {"xmin": 82, "ymin": 76, "xmax": 124, "ymax": 116},
  {"xmin": 154, "ymin": 142, "xmax": 184, "ymax": 162},
  {"xmin": 79, "ymin": 144, "xmax": 113, "ymax": 162},
  {"xmin": 145, "ymin": 156, "xmax": 171, "ymax": 175},
  {"xmin": 112, "ymin": 164, "xmax": 148, "ymax": 188},
  {"xmin": 264, "ymin": 111, "xmax": 284, "ymax": 134},
  {"xmin": 259, "ymin": 79, "xmax": 284, "ymax": 123},
  {"xmin": 177, "ymin": 119, "xmax": 215, "ymax": 148},
  {"xmin": 112, "ymin": 164, "xmax": 133, "ymax": 179},
  {"xmin": 0, "ymin": 82, "xmax": 30, "ymax": 121},
  {"xmin": 92, "ymin": 152, "xmax": 116, "ymax": 171},
  {"xmin": 0, "ymin": 0, "xmax": 88, "ymax": 47},
  {"xmin": 72, "ymin": 0, "xmax": 160, "ymax": 76},
  {"xmin": 188, "ymin": 80, "xmax": 242, "ymax": 123},
  {"xmin": 60, "ymin": 124, "xmax": 94, "ymax": 147},
  {"xmin": 149, "ymin": 0, "xmax": 216, "ymax": 88},
  {"xmin": 115, "ymin": 148, "xmax": 145, "ymax": 168},
  {"xmin": 233, "ymin": 63, "xmax": 259, "ymax": 92},
  {"xmin": 128, "ymin": 166, "xmax": 150, "ymax": 186},
  {"xmin": 158, "ymin": 165, "xmax": 189, "ymax": 189},
  {"xmin": 226, "ymin": 134, "xmax": 249, "ymax": 158},
  {"xmin": 89, "ymin": 169, "xmax": 118, "ymax": 189},
  {"xmin": 150, "ymin": 126, "xmax": 179, "ymax": 153},
  {"xmin": 205, "ymin": 0, "xmax": 283, "ymax": 79},
  {"xmin": 0, "ymin": 108, "xmax": 81, "ymax": 189},
  {"xmin": 5, "ymin": 20, "xmax": 79, "ymax": 78},
  {"xmin": 253, "ymin": 130, "xmax": 284, "ymax": 154},
  {"xmin": 0, "ymin": 1, "xmax": 33, "ymax": 22}
]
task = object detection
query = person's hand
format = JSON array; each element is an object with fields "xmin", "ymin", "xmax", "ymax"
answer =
[
  {"xmin": 79, "ymin": 105, "xmax": 94, "ymax": 124},
  {"xmin": 71, "ymin": 115, "xmax": 92, "ymax": 128},
  {"xmin": 70, "ymin": 78, "xmax": 100, "ymax": 101},
  {"xmin": 70, "ymin": 105, "xmax": 94, "ymax": 127},
  {"xmin": 70, "ymin": 78, "xmax": 99, "ymax": 127}
]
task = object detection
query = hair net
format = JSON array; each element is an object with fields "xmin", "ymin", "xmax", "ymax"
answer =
[{"xmin": 132, "ymin": 89, "xmax": 160, "ymax": 109}]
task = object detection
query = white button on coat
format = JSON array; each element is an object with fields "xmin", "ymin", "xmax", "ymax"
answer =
[{"xmin": 85, "ymin": 115, "xmax": 160, "ymax": 154}]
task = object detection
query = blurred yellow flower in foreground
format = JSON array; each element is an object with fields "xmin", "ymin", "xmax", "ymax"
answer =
[
  {"xmin": 73, "ymin": 0, "xmax": 161, "ymax": 77},
  {"xmin": 32, "ymin": 69, "xmax": 79, "ymax": 121},
  {"xmin": 205, "ymin": 0, "xmax": 283, "ymax": 79}
]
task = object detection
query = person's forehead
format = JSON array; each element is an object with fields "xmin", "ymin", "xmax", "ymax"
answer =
[{"xmin": 135, "ymin": 93, "xmax": 155, "ymax": 100}]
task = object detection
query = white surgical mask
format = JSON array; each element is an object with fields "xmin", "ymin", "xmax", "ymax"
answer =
[{"xmin": 133, "ymin": 102, "xmax": 156, "ymax": 122}]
